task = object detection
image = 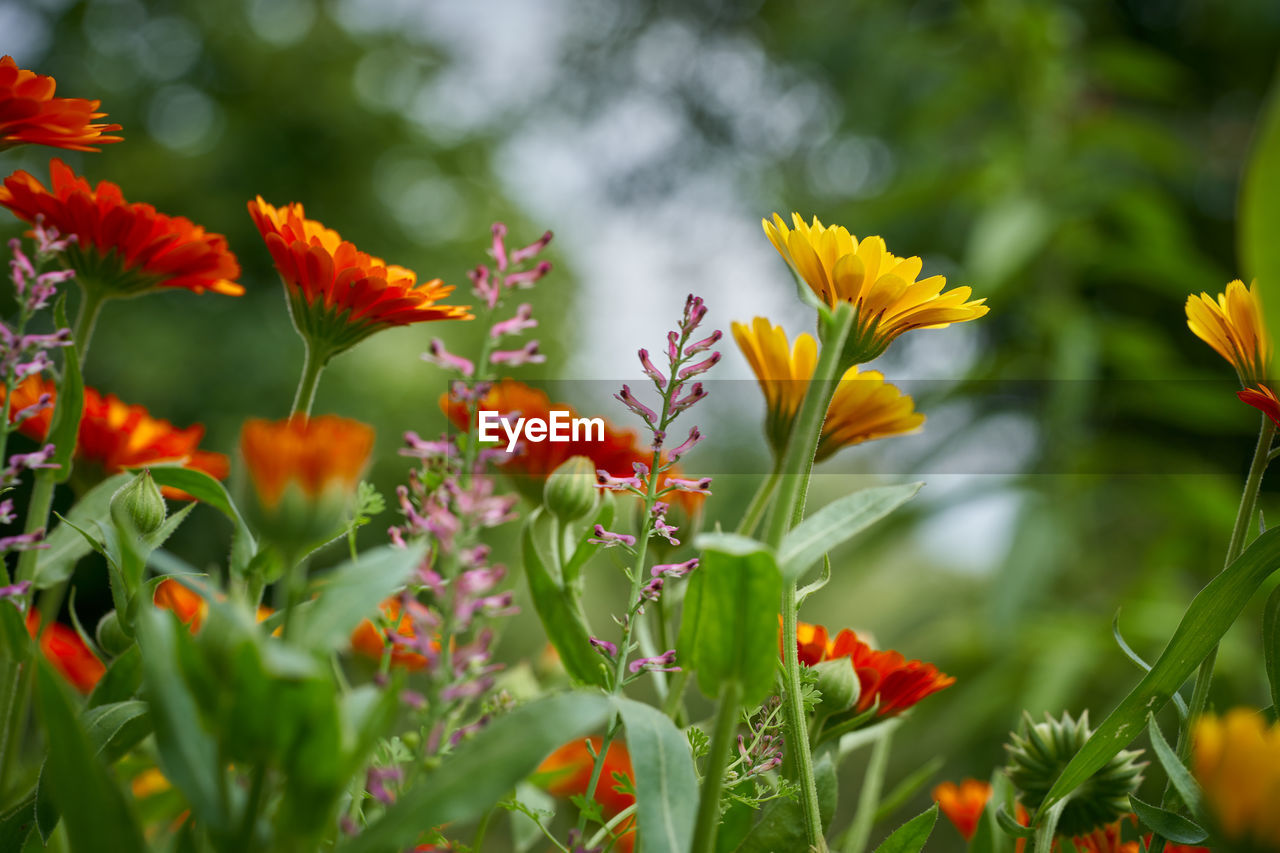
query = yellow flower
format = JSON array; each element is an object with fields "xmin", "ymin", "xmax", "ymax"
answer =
[
  {"xmin": 1193, "ymin": 708, "xmax": 1280, "ymax": 850},
  {"xmin": 732, "ymin": 317, "xmax": 924, "ymax": 460},
  {"xmin": 1186, "ymin": 279, "xmax": 1271, "ymax": 387},
  {"xmin": 762, "ymin": 212, "xmax": 988, "ymax": 365}
]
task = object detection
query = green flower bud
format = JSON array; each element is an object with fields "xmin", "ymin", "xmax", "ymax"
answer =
[
  {"xmin": 110, "ymin": 469, "xmax": 167, "ymax": 536},
  {"xmin": 95, "ymin": 610, "xmax": 132, "ymax": 655},
  {"xmin": 543, "ymin": 456, "xmax": 599, "ymax": 522},
  {"xmin": 812, "ymin": 658, "xmax": 859, "ymax": 717},
  {"xmin": 1004, "ymin": 710, "xmax": 1146, "ymax": 838}
]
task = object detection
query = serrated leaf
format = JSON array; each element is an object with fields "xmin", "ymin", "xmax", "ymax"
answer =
[
  {"xmin": 871, "ymin": 803, "xmax": 939, "ymax": 853},
  {"xmin": 146, "ymin": 466, "xmax": 255, "ymax": 573},
  {"xmin": 777, "ymin": 483, "xmax": 921, "ymax": 582}
]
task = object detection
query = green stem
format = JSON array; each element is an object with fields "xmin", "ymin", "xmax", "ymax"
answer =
[
  {"xmin": 72, "ymin": 287, "xmax": 106, "ymax": 368},
  {"xmin": 278, "ymin": 553, "xmax": 307, "ymax": 640},
  {"xmin": 691, "ymin": 680, "xmax": 743, "ymax": 853},
  {"xmin": 586, "ymin": 802, "xmax": 639, "ymax": 850},
  {"xmin": 841, "ymin": 724, "xmax": 895, "ymax": 853},
  {"xmin": 764, "ymin": 304, "xmax": 854, "ymax": 853},
  {"xmin": 237, "ymin": 763, "xmax": 269, "ymax": 851},
  {"xmin": 735, "ymin": 467, "xmax": 781, "ymax": 536},
  {"xmin": 291, "ymin": 341, "xmax": 328, "ymax": 417}
]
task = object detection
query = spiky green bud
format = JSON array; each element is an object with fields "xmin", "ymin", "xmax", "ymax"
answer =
[{"xmin": 1004, "ymin": 710, "xmax": 1146, "ymax": 838}]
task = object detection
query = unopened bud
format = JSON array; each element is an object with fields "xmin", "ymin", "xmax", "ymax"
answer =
[
  {"xmin": 813, "ymin": 658, "xmax": 859, "ymax": 717},
  {"xmin": 111, "ymin": 469, "xmax": 166, "ymax": 536},
  {"xmin": 544, "ymin": 456, "xmax": 599, "ymax": 522},
  {"xmin": 95, "ymin": 610, "xmax": 132, "ymax": 655}
]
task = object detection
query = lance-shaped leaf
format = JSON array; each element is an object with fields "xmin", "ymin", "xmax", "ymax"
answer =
[
  {"xmin": 615, "ymin": 696, "xmax": 698, "ymax": 853},
  {"xmin": 777, "ymin": 483, "xmax": 921, "ymax": 582},
  {"xmin": 148, "ymin": 466, "xmax": 256, "ymax": 573},
  {"xmin": 872, "ymin": 804, "xmax": 939, "ymax": 853},
  {"xmin": 680, "ymin": 533, "xmax": 781, "ymax": 706},
  {"xmin": 1038, "ymin": 525, "xmax": 1280, "ymax": 817},
  {"xmin": 33, "ymin": 473, "xmax": 130, "ymax": 589},
  {"xmin": 288, "ymin": 542, "xmax": 425, "ymax": 652}
]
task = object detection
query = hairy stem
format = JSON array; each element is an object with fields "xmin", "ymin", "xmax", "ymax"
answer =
[
  {"xmin": 290, "ymin": 341, "xmax": 328, "ymax": 417},
  {"xmin": 735, "ymin": 467, "xmax": 780, "ymax": 537}
]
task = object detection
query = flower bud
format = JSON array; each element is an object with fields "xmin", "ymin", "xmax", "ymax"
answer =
[
  {"xmin": 543, "ymin": 456, "xmax": 598, "ymax": 522},
  {"xmin": 110, "ymin": 469, "xmax": 166, "ymax": 536},
  {"xmin": 95, "ymin": 610, "xmax": 132, "ymax": 655},
  {"xmin": 812, "ymin": 658, "xmax": 859, "ymax": 717}
]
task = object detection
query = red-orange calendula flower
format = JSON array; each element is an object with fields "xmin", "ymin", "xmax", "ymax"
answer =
[
  {"xmin": 153, "ymin": 578, "xmax": 273, "ymax": 632},
  {"xmin": 247, "ymin": 197, "xmax": 471, "ymax": 356},
  {"xmin": 786, "ymin": 619, "xmax": 954, "ymax": 717},
  {"xmin": 933, "ymin": 778, "xmax": 1029, "ymax": 848},
  {"xmin": 536, "ymin": 737, "xmax": 636, "ymax": 852},
  {"xmin": 240, "ymin": 415, "xmax": 374, "ymax": 509},
  {"xmin": 2, "ymin": 375, "xmax": 229, "ymax": 497},
  {"xmin": 0, "ymin": 56, "xmax": 122, "ymax": 152},
  {"xmin": 26, "ymin": 609, "xmax": 104, "ymax": 693},
  {"xmin": 351, "ymin": 598, "xmax": 436, "ymax": 671},
  {"xmin": 0, "ymin": 160, "xmax": 242, "ymax": 298}
]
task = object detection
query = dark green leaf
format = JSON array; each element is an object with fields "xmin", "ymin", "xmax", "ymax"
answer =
[
  {"xmin": 1265, "ymin": 583, "xmax": 1280, "ymax": 717},
  {"xmin": 871, "ymin": 803, "xmax": 939, "ymax": 853},
  {"xmin": 146, "ymin": 466, "xmax": 256, "ymax": 573},
  {"xmin": 33, "ymin": 473, "xmax": 130, "ymax": 589},
  {"xmin": 0, "ymin": 791, "xmax": 36, "ymax": 852},
  {"xmin": 615, "ymin": 696, "xmax": 697, "ymax": 853},
  {"xmin": 88, "ymin": 644, "xmax": 142, "ymax": 708},
  {"xmin": 777, "ymin": 483, "xmax": 921, "ymax": 581},
  {"xmin": 1040, "ymin": 526, "xmax": 1280, "ymax": 816},
  {"xmin": 1146, "ymin": 713, "xmax": 1205, "ymax": 823},
  {"xmin": 1129, "ymin": 795, "xmax": 1208, "ymax": 845},
  {"xmin": 522, "ymin": 508, "xmax": 609, "ymax": 688},
  {"xmin": 34, "ymin": 661, "xmax": 148, "ymax": 852},
  {"xmin": 342, "ymin": 691, "xmax": 614, "ymax": 853},
  {"xmin": 289, "ymin": 542, "xmax": 426, "ymax": 652},
  {"xmin": 995, "ymin": 805, "xmax": 1035, "ymax": 839},
  {"xmin": 1113, "ymin": 613, "xmax": 1187, "ymax": 719},
  {"xmin": 681, "ymin": 535, "xmax": 782, "ymax": 705}
]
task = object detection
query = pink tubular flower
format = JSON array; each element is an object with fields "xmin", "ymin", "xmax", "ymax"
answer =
[
  {"xmin": 651, "ymin": 557, "xmax": 698, "ymax": 579},
  {"xmin": 666, "ymin": 476, "xmax": 712, "ymax": 494},
  {"xmin": 629, "ymin": 650, "xmax": 679, "ymax": 674},
  {"xmin": 490, "ymin": 303, "xmax": 537, "ymax": 338},
  {"xmin": 490, "ymin": 340, "xmax": 545, "ymax": 366},
  {"xmin": 423, "ymin": 339, "xmax": 475, "ymax": 377},
  {"xmin": 588, "ymin": 525, "xmax": 636, "ymax": 548}
]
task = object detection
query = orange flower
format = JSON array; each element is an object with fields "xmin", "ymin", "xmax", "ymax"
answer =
[
  {"xmin": 787, "ymin": 619, "xmax": 954, "ymax": 717},
  {"xmin": 240, "ymin": 415, "xmax": 374, "ymax": 509},
  {"xmin": 351, "ymin": 598, "xmax": 435, "ymax": 671},
  {"xmin": 153, "ymin": 578, "xmax": 273, "ymax": 632},
  {"xmin": 0, "ymin": 56, "xmax": 122, "ymax": 152},
  {"xmin": 932, "ymin": 779, "xmax": 992, "ymax": 841},
  {"xmin": 536, "ymin": 737, "xmax": 636, "ymax": 852},
  {"xmin": 2, "ymin": 375, "xmax": 229, "ymax": 497},
  {"xmin": 26, "ymin": 608, "xmax": 104, "ymax": 693},
  {"xmin": 248, "ymin": 197, "xmax": 471, "ymax": 355},
  {"xmin": 0, "ymin": 159, "xmax": 241, "ymax": 298}
]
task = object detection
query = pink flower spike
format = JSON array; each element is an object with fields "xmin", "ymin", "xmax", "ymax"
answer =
[
  {"xmin": 491, "ymin": 222, "xmax": 509, "ymax": 271},
  {"xmin": 615, "ymin": 384, "xmax": 658, "ymax": 425},
  {"xmin": 490, "ymin": 340, "xmax": 546, "ymax": 366},
  {"xmin": 686, "ymin": 329, "xmax": 723, "ymax": 356},
  {"xmin": 510, "ymin": 230, "xmax": 553, "ymax": 265},
  {"xmin": 504, "ymin": 260, "xmax": 552, "ymax": 287},
  {"xmin": 588, "ymin": 525, "xmax": 636, "ymax": 548},
  {"xmin": 638, "ymin": 348, "xmax": 667, "ymax": 387},
  {"xmin": 490, "ymin": 303, "xmax": 537, "ymax": 338},
  {"xmin": 666, "ymin": 476, "xmax": 712, "ymax": 494},
  {"xmin": 678, "ymin": 352, "xmax": 721, "ymax": 381},
  {"xmin": 422, "ymin": 339, "xmax": 475, "ymax": 377},
  {"xmin": 681, "ymin": 294, "xmax": 707, "ymax": 334},
  {"xmin": 668, "ymin": 427, "xmax": 702, "ymax": 462}
]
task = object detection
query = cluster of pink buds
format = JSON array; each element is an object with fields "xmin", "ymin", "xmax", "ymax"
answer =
[
  {"xmin": 389, "ymin": 462, "xmax": 518, "ymax": 553},
  {"xmin": 731, "ymin": 696, "xmax": 786, "ymax": 780},
  {"xmin": 2, "ymin": 231, "xmax": 73, "ymax": 427},
  {"xmin": 423, "ymin": 223, "xmax": 553, "ymax": 377}
]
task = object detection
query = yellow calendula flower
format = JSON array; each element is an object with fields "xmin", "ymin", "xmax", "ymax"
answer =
[
  {"xmin": 733, "ymin": 317, "xmax": 924, "ymax": 460},
  {"xmin": 1193, "ymin": 708, "xmax": 1280, "ymax": 851},
  {"xmin": 1186, "ymin": 279, "xmax": 1271, "ymax": 387},
  {"xmin": 762, "ymin": 213, "xmax": 988, "ymax": 365}
]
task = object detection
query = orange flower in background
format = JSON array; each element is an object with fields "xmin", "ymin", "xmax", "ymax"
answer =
[
  {"xmin": 0, "ymin": 55, "xmax": 122, "ymax": 152},
  {"xmin": 240, "ymin": 415, "xmax": 374, "ymax": 509},
  {"xmin": 351, "ymin": 598, "xmax": 434, "ymax": 671},
  {"xmin": 0, "ymin": 160, "xmax": 241, "ymax": 297},
  {"xmin": 248, "ymin": 197, "xmax": 471, "ymax": 355},
  {"xmin": 1, "ymin": 375, "xmax": 229, "ymax": 496},
  {"xmin": 536, "ymin": 737, "xmax": 636, "ymax": 852},
  {"xmin": 26, "ymin": 609, "xmax": 104, "ymax": 693},
  {"xmin": 763, "ymin": 212, "xmax": 988, "ymax": 365},
  {"xmin": 153, "ymin": 578, "xmax": 273, "ymax": 632},
  {"xmin": 1187, "ymin": 279, "xmax": 1271, "ymax": 387},
  {"xmin": 932, "ymin": 779, "xmax": 992, "ymax": 841},
  {"xmin": 787, "ymin": 619, "xmax": 954, "ymax": 717}
]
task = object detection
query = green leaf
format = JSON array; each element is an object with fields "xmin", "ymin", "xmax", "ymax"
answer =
[
  {"xmin": 33, "ymin": 473, "xmax": 130, "ymax": 589},
  {"xmin": 994, "ymin": 805, "xmax": 1035, "ymax": 839},
  {"xmin": 342, "ymin": 691, "xmax": 614, "ymax": 853},
  {"xmin": 681, "ymin": 535, "xmax": 782, "ymax": 705},
  {"xmin": 777, "ymin": 484, "xmax": 921, "ymax": 581},
  {"xmin": 34, "ymin": 660, "xmax": 148, "ymax": 852},
  {"xmin": 87, "ymin": 644, "xmax": 142, "ymax": 708},
  {"xmin": 522, "ymin": 507, "xmax": 609, "ymax": 688},
  {"xmin": 1145, "ymin": 713, "xmax": 1206, "ymax": 822},
  {"xmin": 562, "ymin": 499, "xmax": 614, "ymax": 589},
  {"xmin": 46, "ymin": 295, "xmax": 83, "ymax": 484},
  {"xmin": 1113, "ymin": 613, "xmax": 1187, "ymax": 719},
  {"xmin": 1129, "ymin": 795, "xmax": 1208, "ymax": 845},
  {"xmin": 134, "ymin": 605, "xmax": 228, "ymax": 832},
  {"xmin": 0, "ymin": 596, "xmax": 30, "ymax": 660},
  {"xmin": 1266, "ymin": 583, "xmax": 1280, "ymax": 716},
  {"xmin": 1241, "ymin": 71, "xmax": 1280, "ymax": 375},
  {"xmin": 289, "ymin": 542, "xmax": 426, "ymax": 652},
  {"xmin": 0, "ymin": 791, "xmax": 36, "ymax": 852},
  {"xmin": 1039, "ymin": 525, "xmax": 1280, "ymax": 817},
  {"xmin": 615, "ymin": 697, "xmax": 698, "ymax": 853},
  {"xmin": 871, "ymin": 803, "xmax": 939, "ymax": 853},
  {"xmin": 146, "ymin": 466, "xmax": 256, "ymax": 573}
]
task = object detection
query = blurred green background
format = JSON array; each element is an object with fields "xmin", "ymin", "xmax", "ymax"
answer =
[{"xmin": 4, "ymin": 0, "xmax": 1280, "ymax": 847}]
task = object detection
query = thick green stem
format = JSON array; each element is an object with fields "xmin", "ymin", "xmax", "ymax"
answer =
[
  {"xmin": 72, "ymin": 287, "xmax": 106, "ymax": 368},
  {"xmin": 691, "ymin": 680, "xmax": 743, "ymax": 853},
  {"xmin": 290, "ymin": 342, "xmax": 328, "ymax": 417},
  {"xmin": 736, "ymin": 467, "xmax": 780, "ymax": 536},
  {"xmin": 764, "ymin": 304, "xmax": 854, "ymax": 852}
]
